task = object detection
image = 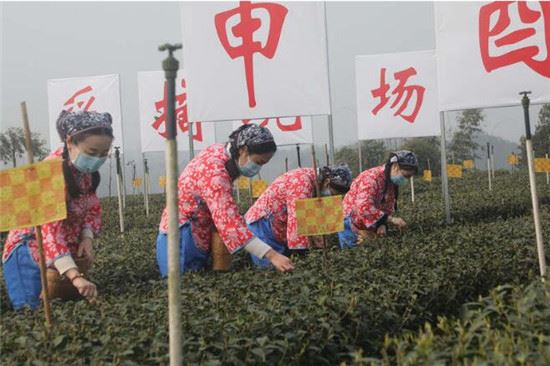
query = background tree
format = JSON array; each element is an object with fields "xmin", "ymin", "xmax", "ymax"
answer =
[
  {"xmin": 400, "ymin": 136, "xmax": 441, "ymax": 176},
  {"xmin": 335, "ymin": 140, "xmax": 387, "ymax": 177},
  {"xmin": 0, "ymin": 127, "xmax": 49, "ymax": 167},
  {"xmin": 448, "ymin": 109, "xmax": 484, "ymax": 162},
  {"xmin": 519, "ymin": 103, "xmax": 550, "ymax": 166}
]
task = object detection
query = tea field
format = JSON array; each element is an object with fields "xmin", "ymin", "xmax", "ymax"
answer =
[{"xmin": 1, "ymin": 171, "xmax": 549, "ymax": 365}]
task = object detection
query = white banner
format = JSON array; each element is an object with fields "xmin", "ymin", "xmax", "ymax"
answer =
[
  {"xmin": 181, "ymin": 1, "xmax": 331, "ymax": 122},
  {"xmin": 232, "ymin": 116, "xmax": 313, "ymax": 145},
  {"xmin": 435, "ymin": 1, "xmax": 550, "ymax": 111},
  {"xmin": 355, "ymin": 50, "xmax": 440, "ymax": 140},
  {"xmin": 138, "ymin": 71, "xmax": 216, "ymax": 153},
  {"xmin": 47, "ymin": 74, "xmax": 124, "ymax": 151}
]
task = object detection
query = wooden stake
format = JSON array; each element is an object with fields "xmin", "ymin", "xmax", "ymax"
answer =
[
  {"xmin": 311, "ymin": 145, "xmax": 328, "ymax": 262},
  {"xmin": 143, "ymin": 156, "xmax": 150, "ymax": 217},
  {"xmin": 20, "ymin": 101, "xmax": 53, "ymax": 326}
]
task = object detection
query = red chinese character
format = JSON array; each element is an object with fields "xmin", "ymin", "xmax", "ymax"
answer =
[
  {"xmin": 63, "ymin": 86, "xmax": 96, "ymax": 112},
  {"xmin": 370, "ymin": 67, "xmax": 425, "ymax": 123},
  {"xmin": 479, "ymin": 1, "xmax": 550, "ymax": 78},
  {"xmin": 242, "ymin": 116, "xmax": 302, "ymax": 131},
  {"xmin": 215, "ymin": 1, "xmax": 288, "ymax": 108},
  {"xmin": 152, "ymin": 79, "xmax": 203, "ymax": 142}
]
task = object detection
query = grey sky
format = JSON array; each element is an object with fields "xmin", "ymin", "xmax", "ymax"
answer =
[{"xmin": 1, "ymin": 1, "xmax": 545, "ymax": 194}]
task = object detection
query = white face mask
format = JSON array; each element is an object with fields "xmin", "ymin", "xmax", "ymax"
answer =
[
  {"xmin": 72, "ymin": 150, "xmax": 107, "ymax": 173},
  {"xmin": 239, "ymin": 157, "xmax": 262, "ymax": 177}
]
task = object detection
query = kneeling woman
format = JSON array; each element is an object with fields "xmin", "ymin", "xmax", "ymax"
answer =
[
  {"xmin": 156, "ymin": 124, "xmax": 294, "ymax": 276},
  {"xmin": 245, "ymin": 164, "xmax": 352, "ymax": 267},
  {"xmin": 338, "ymin": 151, "xmax": 418, "ymax": 248},
  {"xmin": 2, "ymin": 111, "xmax": 113, "ymax": 309}
]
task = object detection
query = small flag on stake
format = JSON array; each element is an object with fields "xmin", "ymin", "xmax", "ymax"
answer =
[
  {"xmin": 296, "ymin": 195, "xmax": 344, "ymax": 236},
  {"xmin": 463, "ymin": 160, "xmax": 474, "ymax": 169},
  {"xmin": 534, "ymin": 158, "xmax": 550, "ymax": 173},
  {"xmin": 159, "ymin": 175, "xmax": 167, "ymax": 188},
  {"xmin": 237, "ymin": 176, "xmax": 250, "ymax": 190},
  {"xmin": 423, "ymin": 169, "xmax": 432, "ymax": 182},
  {"xmin": 447, "ymin": 164, "xmax": 463, "ymax": 178},
  {"xmin": 0, "ymin": 159, "xmax": 67, "ymax": 231},
  {"xmin": 251, "ymin": 179, "xmax": 268, "ymax": 198}
]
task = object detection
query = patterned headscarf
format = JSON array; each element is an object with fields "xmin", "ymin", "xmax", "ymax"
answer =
[
  {"xmin": 389, "ymin": 150, "xmax": 418, "ymax": 173},
  {"xmin": 235, "ymin": 124, "xmax": 274, "ymax": 148},
  {"xmin": 56, "ymin": 110, "xmax": 113, "ymax": 141},
  {"xmin": 319, "ymin": 163, "xmax": 353, "ymax": 193}
]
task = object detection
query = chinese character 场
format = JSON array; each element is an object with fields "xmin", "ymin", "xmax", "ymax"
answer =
[
  {"xmin": 215, "ymin": 1, "xmax": 288, "ymax": 108},
  {"xmin": 370, "ymin": 67, "xmax": 426, "ymax": 123},
  {"xmin": 152, "ymin": 79, "xmax": 204, "ymax": 142},
  {"xmin": 479, "ymin": 1, "xmax": 550, "ymax": 78},
  {"xmin": 63, "ymin": 86, "xmax": 96, "ymax": 112},
  {"xmin": 242, "ymin": 116, "xmax": 303, "ymax": 132}
]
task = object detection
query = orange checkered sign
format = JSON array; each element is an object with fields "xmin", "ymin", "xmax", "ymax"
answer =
[
  {"xmin": 534, "ymin": 158, "xmax": 550, "ymax": 173},
  {"xmin": 133, "ymin": 178, "xmax": 143, "ymax": 188},
  {"xmin": 423, "ymin": 169, "xmax": 432, "ymax": 182},
  {"xmin": 447, "ymin": 164, "xmax": 463, "ymax": 178},
  {"xmin": 0, "ymin": 159, "xmax": 67, "ymax": 231},
  {"xmin": 159, "ymin": 176, "xmax": 166, "ymax": 188},
  {"xmin": 295, "ymin": 195, "xmax": 344, "ymax": 236},
  {"xmin": 507, "ymin": 154, "xmax": 519, "ymax": 166},
  {"xmin": 251, "ymin": 179, "xmax": 268, "ymax": 198},
  {"xmin": 237, "ymin": 176, "xmax": 250, "ymax": 190},
  {"xmin": 463, "ymin": 160, "xmax": 474, "ymax": 169}
]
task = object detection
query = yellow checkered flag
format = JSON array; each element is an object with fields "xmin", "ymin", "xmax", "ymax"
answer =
[
  {"xmin": 507, "ymin": 154, "xmax": 519, "ymax": 166},
  {"xmin": 447, "ymin": 164, "xmax": 463, "ymax": 178},
  {"xmin": 463, "ymin": 160, "xmax": 474, "ymax": 169},
  {"xmin": 534, "ymin": 158, "xmax": 550, "ymax": 173},
  {"xmin": 159, "ymin": 175, "xmax": 166, "ymax": 188},
  {"xmin": 237, "ymin": 176, "xmax": 250, "ymax": 190},
  {"xmin": 296, "ymin": 195, "xmax": 344, "ymax": 236},
  {"xmin": 0, "ymin": 159, "xmax": 67, "ymax": 231},
  {"xmin": 133, "ymin": 178, "xmax": 143, "ymax": 188},
  {"xmin": 423, "ymin": 169, "xmax": 432, "ymax": 182},
  {"xmin": 251, "ymin": 179, "xmax": 268, "ymax": 198}
]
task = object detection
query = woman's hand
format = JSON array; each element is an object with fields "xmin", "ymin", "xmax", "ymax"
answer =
[
  {"xmin": 66, "ymin": 268, "xmax": 97, "ymax": 302},
  {"xmin": 72, "ymin": 277, "xmax": 98, "ymax": 302},
  {"xmin": 265, "ymin": 250, "xmax": 294, "ymax": 273},
  {"xmin": 376, "ymin": 225, "xmax": 387, "ymax": 236},
  {"xmin": 77, "ymin": 238, "xmax": 95, "ymax": 263},
  {"xmin": 389, "ymin": 216, "xmax": 407, "ymax": 230}
]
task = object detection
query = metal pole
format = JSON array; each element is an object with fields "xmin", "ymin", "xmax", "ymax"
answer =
[
  {"xmin": 285, "ymin": 157, "xmax": 289, "ymax": 172},
  {"xmin": 296, "ymin": 144, "xmax": 302, "ymax": 168},
  {"xmin": 108, "ymin": 154, "xmax": 113, "ymax": 197},
  {"xmin": 114, "ymin": 147, "xmax": 125, "ymax": 233},
  {"xmin": 188, "ymin": 122, "xmax": 195, "ymax": 160},
  {"xmin": 410, "ymin": 176, "xmax": 415, "ymax": 203},
  {"xmin": 324, "ymin": 143, "xmax": 330, "ymax": 166},
  {"xmin": 440, "ymin": 112, "xmax": 451, "ymax": 224},
  {"xmin": 323, "ymin": 2, "xmax": 335, "ymax": 164},
  {"xmin": 160, "ymin": 43, "xmax": 183, "ymax": 366},
  {"xmin": 143, "ymin": 155, "xmax": 150, "ymax": 217},
  {"xmin": 546, "ymin": 153, "xmax": 549, "ymax": 185},
  {"xmin": 20, "ymin": 101, "xmax": 53, "ymax": 326},
  {"xmin": 487, "ymin": 142, "xmax": 492, "ymax": 191},
  {"xmin": 520, "ymin": 91, "xmax": 546, "ymax": 279},
  {"xmin": 358, "ymin": 140, "xmax": 363, "ymax": 173},
  {"xmin": 491, "ymin": 144, "xmax": 495, "ymax": 179}
]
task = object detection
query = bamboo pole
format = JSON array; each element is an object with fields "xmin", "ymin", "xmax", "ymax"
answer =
[
  {"xmin": 20, "ymin": 101, "xmax": 53, "ymax": 326},
  {"xmin": 160, "ymin": 43, "xmax": 183, "ymax": 366}
]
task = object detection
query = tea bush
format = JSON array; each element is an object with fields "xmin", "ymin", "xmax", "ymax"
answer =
[{"xmin": 0, "ymin": 171, "xmax": 548, "ymax": 365}]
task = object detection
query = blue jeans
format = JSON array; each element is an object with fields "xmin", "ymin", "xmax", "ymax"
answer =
[
  {"xmin": 338, "ymin": 216, "xmax": 358, "ymax": 249},
  {"xmin": 156, "ymin": 222, "xmax": 210, "ymax": 278},
  {"xmin": 247, "ymin": 218, "xmax": 287, "ymax": 268},
  {"xmin": 3, "ymin": 242, "xmax": 42, "ymax": 310}
]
